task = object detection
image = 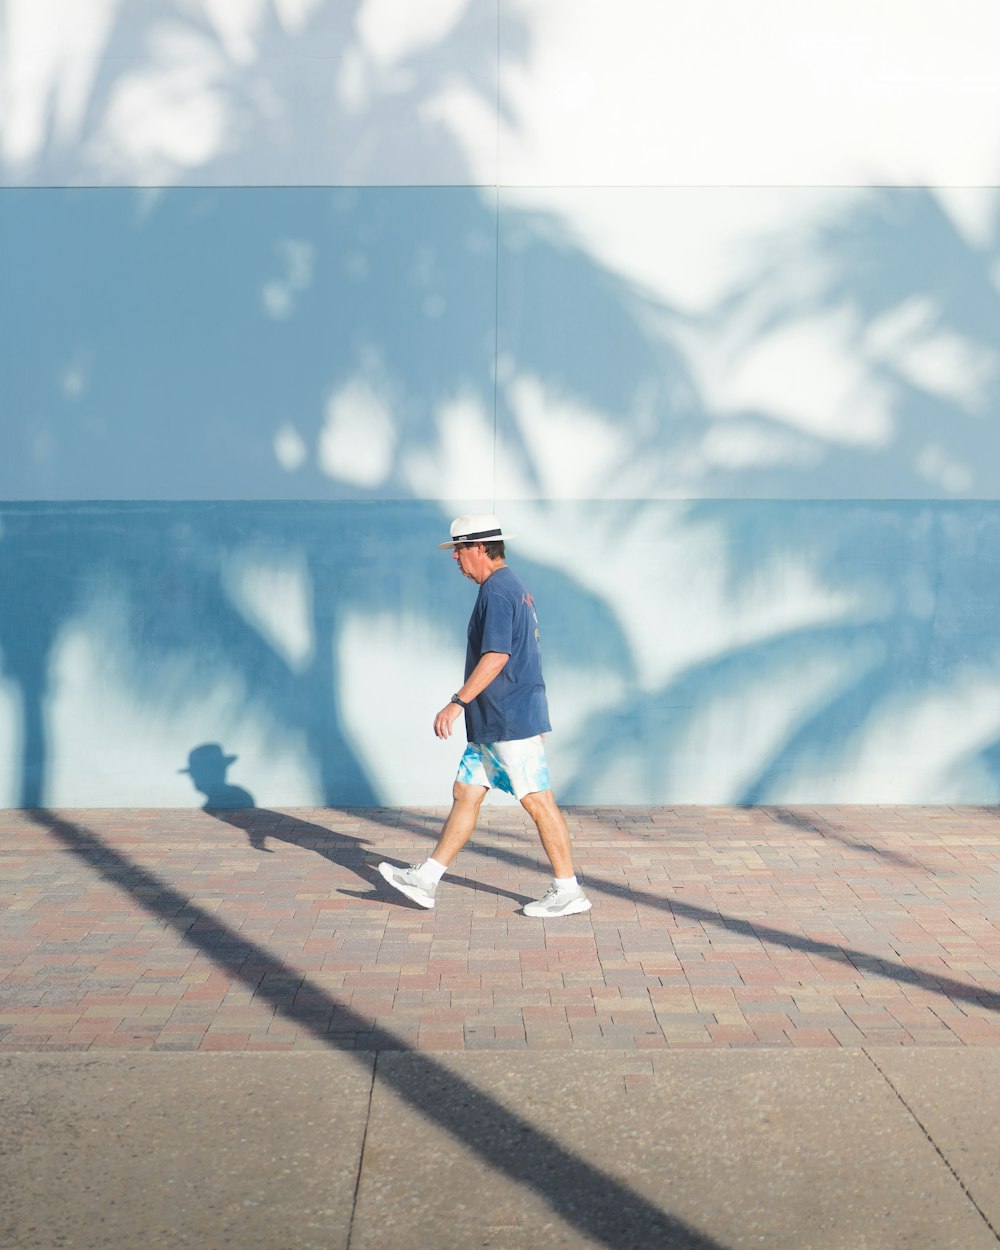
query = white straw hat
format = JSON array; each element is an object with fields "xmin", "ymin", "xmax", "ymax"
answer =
[{"xmin": 438, "ymin": 513, "xmax": 516, "ymax": 550}]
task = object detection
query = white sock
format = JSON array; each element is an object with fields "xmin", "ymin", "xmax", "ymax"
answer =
[
  {"xmin": 554, "ymin": 874, "xmax": 578, "ymax": 890},
  {"xmin": 421, "ymin": 857, "xmax": 448, "ymax": 883}
]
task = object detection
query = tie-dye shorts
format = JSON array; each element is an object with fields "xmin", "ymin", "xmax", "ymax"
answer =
[{"xmin": 456, "ymin": 736, "xmax": 551, "ymax": 800}]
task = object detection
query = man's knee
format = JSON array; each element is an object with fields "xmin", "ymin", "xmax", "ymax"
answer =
[
  {"xmin": 520, "ymin": 787, "xmax": 555, "ymax": 818},
  {"xmin": 453, "ymin": 780, "xmax": 487, "ymax": 809}
]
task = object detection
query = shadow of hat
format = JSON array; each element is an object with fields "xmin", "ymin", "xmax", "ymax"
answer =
[{"xmin": 179, "ymin": 743, "xmax": 238, "ymax": 775}]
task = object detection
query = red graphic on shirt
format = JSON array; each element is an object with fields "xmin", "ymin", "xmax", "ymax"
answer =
[{"xmin": 523, "ymin": 591, "xmax": 541, "ymax": 647}]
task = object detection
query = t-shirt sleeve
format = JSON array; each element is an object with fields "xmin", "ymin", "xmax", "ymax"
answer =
[{"xmin": 479, "ymin": 584, "xmax": 515, "ymax": 655}]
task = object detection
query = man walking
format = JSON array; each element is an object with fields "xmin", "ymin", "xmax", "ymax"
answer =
[{"xmin": 378, "ymin": 514, "xmax": 591, "ymax": 918}]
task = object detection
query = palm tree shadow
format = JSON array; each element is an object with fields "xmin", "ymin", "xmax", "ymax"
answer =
[
  {"xmin": 761, "ymin": 807, "xmax": 931, "ymax": 874},
  {"xmin": 0, "ymin": 1, "xmax": 637, "ymax": 813}
]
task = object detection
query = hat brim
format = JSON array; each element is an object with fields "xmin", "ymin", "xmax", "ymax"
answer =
[{"xmin": 438, "ymin": 533, "xmax": 516, "ymax": 550}]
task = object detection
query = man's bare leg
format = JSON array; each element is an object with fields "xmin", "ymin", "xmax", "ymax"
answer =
[
  {"xmin": 428, "ymin": 781, "xmax": 488, "ymax": 867},
  {"xmin": 520, "ymin": 788, "xmax": 574, "ymax": 877},
  {"xmin": 377, "ymin": 781, "xmax": 487, "ymax": 908},
  {"xmin": 519, "ymin": 789, "xmax": 591, "ymax": 916}
]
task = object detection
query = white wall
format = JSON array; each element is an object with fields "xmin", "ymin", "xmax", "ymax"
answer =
[{"xmin": 6, "ymin": 2, "xmax": 1000, "ymax": 188}]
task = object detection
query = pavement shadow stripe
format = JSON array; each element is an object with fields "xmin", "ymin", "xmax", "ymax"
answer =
[
  {"xmin": 368, "ymin": 809, "xmax": 1000, "ymax": 1016},
  {"xmin": 664, "ymin": 894, "xmax": 1000, "ymax": 1015},
  {"xmin": 26, "ymin": 810, "xmax": 726, "ymax": 1250}
]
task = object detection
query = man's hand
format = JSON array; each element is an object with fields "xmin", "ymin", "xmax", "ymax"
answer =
[
  {"xmin": 434, "ymin": 702, "xmax": 464, "ymax": 739},
  {"xmin": 434, "ymin": 654, "xmax": 507, "ymax": 740}
]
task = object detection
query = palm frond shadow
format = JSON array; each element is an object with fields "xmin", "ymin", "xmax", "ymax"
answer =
[{"xmin": 6, "ymin": 9, "xmax": 1000, "ymax": 816}]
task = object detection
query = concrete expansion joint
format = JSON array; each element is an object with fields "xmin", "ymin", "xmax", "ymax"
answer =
[
  {"xmin": 346, "ymin": 1054, "xmax": 378, "ymax": 1250},
  {"xmin": 862, "ymin": 1047, "xmax": 1000, "ymax": 1245}
]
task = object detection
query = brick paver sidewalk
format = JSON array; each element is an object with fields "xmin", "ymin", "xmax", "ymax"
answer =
[{"xmin": 1, "ymin": 805, "xmax": 999, "ymax": 1053}]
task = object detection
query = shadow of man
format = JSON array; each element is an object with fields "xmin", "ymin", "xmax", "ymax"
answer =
[
  {"xmin": 179, "ymin": 743, "xmax": 255, "ymax": 810},
  {"xmin": 178, "ymin": 742, "xmax": 381, "ymax": 890},
  {"xmin": 177, "ymin": 742, "xmax": 530, "ymax": 906}
]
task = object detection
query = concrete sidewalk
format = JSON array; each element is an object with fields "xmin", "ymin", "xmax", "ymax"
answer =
[{"xmin": 1, "ymin": 804, "xmax": 999, "ymax": 1247}]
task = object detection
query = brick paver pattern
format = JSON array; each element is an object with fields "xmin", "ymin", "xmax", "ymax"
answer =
[{"xmin": 1, "ymin": 805, "xmax": 998, "ymax": 1053}]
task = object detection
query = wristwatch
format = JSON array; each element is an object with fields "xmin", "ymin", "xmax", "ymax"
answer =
[{"xmin": 450, "ymin": 694, "xmax": 469, "ymax": 708}]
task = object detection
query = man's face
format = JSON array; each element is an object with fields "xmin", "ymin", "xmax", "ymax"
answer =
[{"xmin": 452, "ymin": 542, "xmax": 485, "ymax": 582}]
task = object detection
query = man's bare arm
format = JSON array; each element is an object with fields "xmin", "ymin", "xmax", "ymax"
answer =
[{"xmin": 434, "ymin": 651, "xmax": 509, "ymax": 739}]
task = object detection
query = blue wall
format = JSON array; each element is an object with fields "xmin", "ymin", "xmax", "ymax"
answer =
[
  {"xmin": 4, "ymin": 496, "xmax": 1000, "ymax": 807},
  {"xmin": 4, "ymin": 3, "xmax": 1000, "ymax": 808}
]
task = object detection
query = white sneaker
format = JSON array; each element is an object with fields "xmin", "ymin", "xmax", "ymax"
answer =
[
  {"xmin": 523, "ymin": 882, "xmax": 592, "ymax": 918},
  {"xmin": 378, "ymin": 862, "xmax": 437, "ymax": 909}
]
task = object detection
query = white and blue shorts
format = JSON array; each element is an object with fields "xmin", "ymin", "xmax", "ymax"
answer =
[{"xmin": 456, "ymin": 736, "xmax": 551, "ymax": 801}]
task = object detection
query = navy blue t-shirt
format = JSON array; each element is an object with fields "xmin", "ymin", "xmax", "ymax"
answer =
[{"xmin": 465, "ymin": 566, "xmax": 551, "ymax": 743}]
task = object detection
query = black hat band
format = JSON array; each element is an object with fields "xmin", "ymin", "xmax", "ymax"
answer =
[{"xmin": 454, "ymin": 528, "xmax": 502, "ymax": 542}]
